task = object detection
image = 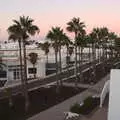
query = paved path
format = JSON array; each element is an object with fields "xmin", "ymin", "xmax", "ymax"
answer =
[{"xmin": 27, "ymin": 74, "xmax": 110, "ymax": 120}]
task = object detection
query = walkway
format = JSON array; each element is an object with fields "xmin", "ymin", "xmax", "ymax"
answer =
[{"xmin": 27, "ymin": 74, "xmax": 110, "ymax": 120}]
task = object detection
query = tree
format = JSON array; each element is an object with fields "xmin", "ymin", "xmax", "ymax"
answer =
[
  {"xmin": 8, "ymin": 23, "xmax": 24, "ymax": 108},
  {"xmin": 41, "ymin": 42, "xmax": 50, "ymax": 64},
  {"xmin": 8, "ymin": 16, "xmax": 39, "ymax": 111},
  {"xmin": 85, "ymin": 35, "xmax": 92, "ymax": 63},
  {"xmin": 89, "ymin": 27, "xmax": 109, "ymax": 82},
  {"xmin": 62, "ymin": 33, "xmax": 72, "ymax": 77},
  {"xmin": 89, "ymin": 28, "xmax": 101, "ymax": 63},
  {"xmin": 46, "ymin": 27, "xmax": 62, "ymax": 92},
  {"xmin": 76, "ymin": 31, "xmax": 86, "ymax": 72},
  {"xmin": 28, "ymin": 52, "xmax": 38, "ymax": 78},
  {"xmin": 114, "ymin": 37, "xmax": 120, "ymax": 58},
  {"xmin": 99, "ymin": 27, "xmax": 109, "ymax": 61},
  {"xmin": 66, "ymin": 17, "xmax": 86, "ymax": 87},
  {"xmin": 68, "ymin": 46, "xmax": 74, "ymax": 60},
  {"xmin": 108, "ymin": 32, "xmax": 117, "ymax": 59},
  {"xmin": 89, "ymin": 30, "xmax": 98, "ymax": 83}
]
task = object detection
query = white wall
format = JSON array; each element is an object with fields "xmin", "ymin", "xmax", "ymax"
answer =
[
  {"xmin": 27, "ymin": 58, "xmax": 46, "ymax": 78},
  {"xmin": 108, "ymin": 69, "xmax": 120, "ymax": 120}
]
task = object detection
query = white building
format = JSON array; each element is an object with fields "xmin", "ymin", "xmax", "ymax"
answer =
[
  {"xmin": 0, "ymin": 41, "xmax": 101, "ymax": 86},
  {"xmin": 0, "ymin": 42, "xmax": 68, "ymax": 85}
]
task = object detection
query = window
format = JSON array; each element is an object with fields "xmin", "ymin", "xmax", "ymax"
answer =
[
  {"xmin": 8, "ymin": 65, "xmax": 24, "ymax": 80},
  {"xmin": 0, "ymin": 70, "xmax": 7, "ymax": 78},
  {"xmin": 28, "ymin": 68, "xmax": 37, "ymax": 74}
]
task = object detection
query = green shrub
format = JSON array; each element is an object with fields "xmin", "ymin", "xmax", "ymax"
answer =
[
  {"xmin": 70, "ymin": 103, "xmax": 80, "ymax": 114},
  {"xmin": 84, "ymin": 96, "xmax": 93, "ymax": 107},
  {"xmin": 70, "ymin": 96, "xmax": 100, "ymax": 115}
]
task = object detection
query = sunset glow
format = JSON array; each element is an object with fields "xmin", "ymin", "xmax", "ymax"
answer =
[{"xmin": 0, "ymin": 0, "xmax": 120, "ymax": 41}]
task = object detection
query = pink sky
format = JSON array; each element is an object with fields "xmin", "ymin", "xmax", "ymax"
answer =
[{"xmin": 0, "ymin": 0, "xmax": 120, "ymax": 41}]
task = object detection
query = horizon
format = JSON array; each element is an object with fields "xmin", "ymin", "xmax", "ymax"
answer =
[{"xmin": 0, "ymin": 0, "xmax": 120, "ymax": 41}]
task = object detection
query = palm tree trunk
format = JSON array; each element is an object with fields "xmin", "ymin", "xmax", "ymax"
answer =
[
  {"xmin": 23, "ymin": 40, "xmax": 29, "ymax": 112},
  {"xmin": 74, "ymin": 44, "xmax": 78, "ymax": 88},
  {"xmin": 81, "ymin": 48, "xmax": 83, "ymax": 65},
  {"xmin": 18, "ymin": 41, "xmax": 23, "ymax": 84},
  {"xmin": 6, "ymin": 88, "xmax": 13, "ymax": 107},
  {"xmin": 88, "ymin": 45, "xmax": 91, "ymax": 63},
  {"xmin": 33, "ymin": 64, "xmax": 36, "ymax": 78},
  {"xmin": 78, "ymin": 46, "xmax": 81, "ymax": 73},
  {"xmin": 98, "ymin": 45, "xmax": 100, "ymax": 63},
  {"xmin": 99, "ymin": 46, "xmax": 102, "ymax": 62},
  {"xmin": 46, "ymin": 54, "xmax": 48, "ymax": 64},
  {"xmin": 55, "ymin": 50, "xmax": 59, "ymax": 93},
  {"xmin": 59, "ymin": 46, "xmax": 62, "ymax": 86},
  {"xmin": 92, "ymin": 43, "xmax": 96, "ymax": 82},
  {"xmin": 80, "ymin": 48, "xmax": 83, "ymax": 82},
  {"xmin": 66, "ymin": 46, "xmax": 70, "ymax": 78}
]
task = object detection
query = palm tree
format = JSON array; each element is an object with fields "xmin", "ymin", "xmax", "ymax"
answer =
[
  {"xmin": 41, "ymin": 42, "xmax": 50, "ymax": 65},
  {"xmin": 76, "ymin": 31, "xmax": 86, "ymax": 70},
  {"xmin": 66, "ymin": 17, "xmax": 86, "ymax": 87},
  {"xmin": 8, "ymin": 29, "xmax": 24, "ymax": 85},
  {"xmin": 46, "ymin": 27, "xmax": 63, "ymax": 92},
  {"xmin": 89, "ymin": 27, "xmax": 109, "ymax": 82},
  {"xmin": 68, "ymin": 46, "xmax": 74, "ymax": 61},
  {"xmin": 58, "ymin": 31, "xmax": 70, "ymax": 86},
  {"xmin": 8, "ymin": 24, "xmax": 24, "ymax": 108},
  {"xmin": 28, "ymin": 52, "xmax": 38, "ymax": 78},
  {"xmin": 114, "ymin": 37, "xmax": 120, "ymax": 58},
  {"xmin": 99, "ymin": 27, "xmax": 109, "ymax": 61},
  {"xmin": 108, "ymin": 32, "xmax": 117, "ymax": 59},
  {"xmin": 62, "ymin": 33, "xmax": 72, "ymax": 77},
  {"xmin": 89, "ymin": 31, "xmax": 98, "ymax": 83},
  {"xmin": 85, "ymin": 35, "xmax": 92, "ymax": 63},
  {"xmin": 8, "ymin": 16, "xmax": 39, "ymax": 111},
  {"xmin": 90, "ymin": 28, "xmax": 101, "ymax": 63}
]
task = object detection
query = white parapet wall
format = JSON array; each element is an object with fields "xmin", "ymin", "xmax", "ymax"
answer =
[
  {"xmin": 100, "ymin": 80, "xmax": 110, "ymax": 108},
  {"xmin": 108, "ymin": 69, "xmax": 120, "ymax": 120}
]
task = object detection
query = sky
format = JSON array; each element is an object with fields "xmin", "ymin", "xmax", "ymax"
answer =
[{"xmin": 0, "ymin": 0, "xmax": 120, "ymax": 41}]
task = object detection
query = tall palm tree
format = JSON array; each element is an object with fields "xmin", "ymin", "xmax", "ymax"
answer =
[
  {"xmin": 68, "ymin": 46, "xmax": 74, "ymax": 61},
  {"xmin": 90, "ymin": 28, "xmax": 101, "ymax": 63},
  {"xmin": 62, "ymin": 33, "xmax": 72, "ymax": 77},
  {"xmin": 85, "ymin": 35, "xmax": 92, "ymax": 63},
  {"xmin": 89, "ymin": 27, "xmax": 109, "ymax": 82},
  {"xmin": 46, "ymin": 27, "xmax": 63, "ymax": 92},
  {"xmin": 89, "ymin": 31, "xmax": 98, "ymax": 83},
  {"xmin": 66, "ymin": 17, "xmax": 86, "ymax": 87},
  {"xmin": 108, "ymin": 32, "xmax": 117, "ymax": 59},
  {"xmin": 76, "ymin": 31, "xmax": 86, "ymax": 70},
  {"xmin": 8, "ymin": 25, "xmax": 24, "ymax": 108},
  {"xmin": 99, "ymin": 27, "xmax": 109, "ymax": 61},
  {"xmin": 8, "ymin": 16, "xmax": 39, "ymax": 111},
  {"xmin": 114, "ymin": 37, "xmax": 120, "ymax": 58},
  {"xmin": 28, "ymin": 52, "xmax": 38, "ymax": 78},
  {"xmin": 7, "ymin": 30, "xmax": 24, "ymax": 85}
]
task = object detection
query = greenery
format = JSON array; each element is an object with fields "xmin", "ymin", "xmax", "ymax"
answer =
[
  {"xmin": 8, "ymin": 16, "xmax": 40, "ymax": 111},
  {"xmin": 70, "ymin": 96, "xmax": 100, "ymax": 115}
]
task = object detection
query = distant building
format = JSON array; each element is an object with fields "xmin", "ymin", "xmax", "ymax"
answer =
[{"xmin": 0, "ymin": 42, "xmax": 67, "ymax": 86}]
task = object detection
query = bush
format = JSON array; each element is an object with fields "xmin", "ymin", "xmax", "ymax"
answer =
[
  {"xmin": 70, "ymin": 103, "xmax": 81, "ymax": 114},
  {"xmin": 70, "ymin": 96, "xmax": 100, "ymax": 115}
]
